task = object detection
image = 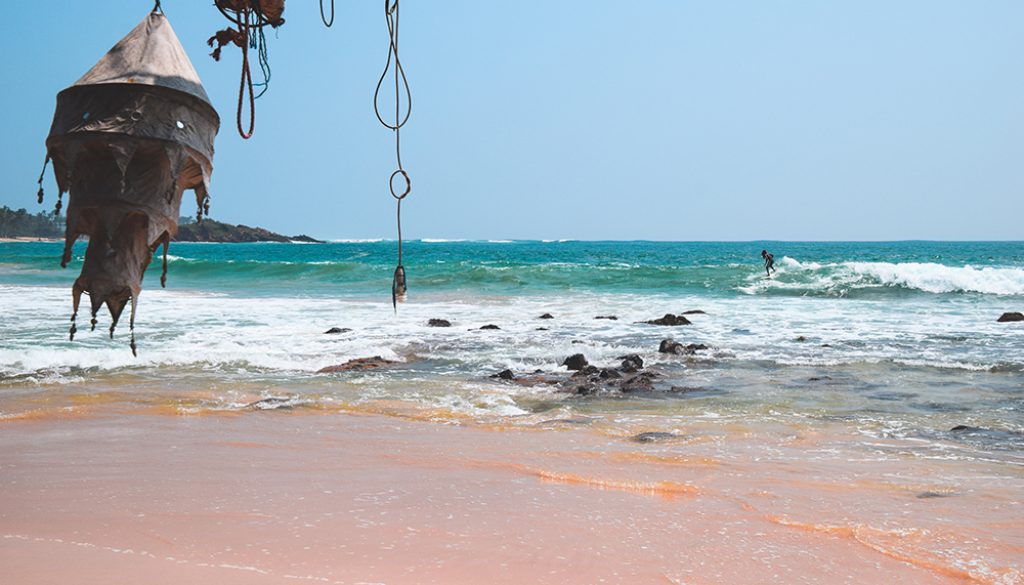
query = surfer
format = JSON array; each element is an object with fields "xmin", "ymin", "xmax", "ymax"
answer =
[{"xmin": 761, "ymin": 250, "xmax": 776, "ymax": 276}]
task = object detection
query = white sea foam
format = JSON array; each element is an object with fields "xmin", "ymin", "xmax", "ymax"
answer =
[
  {"xmin": 1, "ymin": 281, "xmax": 1018, "ymax": 382},
  {"xmin": 752, "ymin": 257, "xmax": 1024, "ymax": 296}
]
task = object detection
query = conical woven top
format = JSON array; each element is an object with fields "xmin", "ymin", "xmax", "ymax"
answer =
[{"xmin": 73, "ymin": 12, "xmax": 211, "ymax": 105}]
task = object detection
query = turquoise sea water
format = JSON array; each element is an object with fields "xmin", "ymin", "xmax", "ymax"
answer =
[
  {"xmin": 3, "ymin": 239, "xmax": 1023, "ymax": 297},
  {"xmin": 1, "ymin": 239, "xmax": 1022, "ymax": 458}
]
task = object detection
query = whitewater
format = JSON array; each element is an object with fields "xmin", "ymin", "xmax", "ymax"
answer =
[{"xmin": 0, "ymin": 239, "xmax": 1019, "ymax": 428}]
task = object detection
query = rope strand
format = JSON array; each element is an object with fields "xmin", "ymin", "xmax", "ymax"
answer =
[
  {"xmin": 320, "ymin": 0, "xmax": 335, "ymax": 27},
  {"xmin": 374, "ymin": 0, "xmax": 412, "ymax": 311}
]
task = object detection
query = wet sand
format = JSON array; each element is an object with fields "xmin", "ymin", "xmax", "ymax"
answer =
[{"xmin": 2, "ymin": 411, "xmax": 1021, "ymax": 584}]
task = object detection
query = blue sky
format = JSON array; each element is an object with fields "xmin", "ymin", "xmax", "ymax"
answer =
[{"xmin": 3, "ymin": 1, "xmax": 1022, "ymax": 240}]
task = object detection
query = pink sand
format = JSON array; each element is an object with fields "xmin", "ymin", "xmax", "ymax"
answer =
[{"xmin": 1, "ymin": 412, "xmax": 1021, "ymax": 584}]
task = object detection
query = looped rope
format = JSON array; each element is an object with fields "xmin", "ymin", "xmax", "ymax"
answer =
[
  {"xmin": 389, "ymin": 169, "xmax": 410, "ymax": 200},
  {"xmin": 374, "ymin": 0, "xmax": 413, "ymax": 310},
  {"xmin": 320, "ymin": 0, "xmax": 335, "ymax": 27},
  {"xmin": 211, "ymin": 1, "xmax": 276, "ymax": 139},
  {"xmin": 237, "ymin": 9, "xmax": 256, "ymax": 139},
  {"xmin": 152, "ymin": 0, "xmax": 162, "ymax": 14}
]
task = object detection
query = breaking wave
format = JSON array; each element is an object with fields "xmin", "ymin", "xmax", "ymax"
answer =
[{"xmin": 743, "ymin": 258, "xmax": 1024, "ymax": 297}]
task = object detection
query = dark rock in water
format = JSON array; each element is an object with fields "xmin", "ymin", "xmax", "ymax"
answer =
[
  {"xmin": 796, "ymin": 335, "xmax": 808, "ymax": 342},
  {"xmin": 571, "ymin": 340, "xmax": 585, "ymax": 344},
  {"xmin": 997, "ymin": 312, "xmax": 1024, "ymax": 323},
  {"xmin": 808, "ymin": 375, "xmax": 833, "ymax": 382},
  {"xmin": 681, "ymin": 310, "xmax": 706, "ymax": 315},
  {"xmin": 533, "ymin": 369, "xmax": 544, "ymax": 374},
  {"xmin": 631, "ymin": 431, "xmax": 679, "ymax": 443},
  {"xmin": 659, "ymin": 339, "xmax": 707, "ymax": 355},
  {"xmin": 659, "ymin": 339, "xmax": 684, "ymax": 354},
  {"xmin": 594, "ymin": 315, "xmax": 618, "ymax": 320},
  {"xmin": 917, "ymin": 491, "xmax": 956, "ymax": 499},
  {"xmin": 820, "ymin": 344, "xmax": 833, "ymax": 348},
  {"xmin": 620, "ymin": 354, "xmax": 644, "ymax": 371},
  {"xmin": 572, "ymin": 365, "xmax": 600, "ymax": 378},
  {"xmin": 427, "ymin": 318, "xmax": 452, "ymax": 327},
  {"xmin": 535, "ymin": 327, "xmax": 550, "ymax": 331},
  {"xmin": 323, "ymin": 327, "xmax": 351, "ymax": 334},
  {"xmin": 562, "ymin": 353, "xmax": 589, "ymax": 371},
  {"xmin": 539, "ymin": 313, "xmax": 555, "ymax": 319},
  {"xmin": 599, "ymin": 368, "xmax": 622, "ymax": 380},
  {"xmin": 514, "ymin": 374, "xmax": 563, "ymax": 388},
  {"xmin": 669, "ymin": 386, "xmax": 710, "ymax": 394},
  {"xmin": 318, "ymin": 356, "xmax": 397, "ymax": 373},
  {"xmin": 642, "ymin": 314, "xmax": 692, "ymax": 326},
  {"xmin": 246, "ymin": 397, "xmax": 297, "ymax": 410},
  {"xmin": 480, "ymin": 324, "xmax": 501, "ymax": 330},
  {"xmin": 575, "ymin": 383, "xmax": 599, "ymax": 396},
  {"xmin": 491, "ymin": 369, "xmax": 516, "ymax": 381},
  {"xmin": 620, "ymin": 372, "xmax": 656, "ymax": 392},
  {"xmin": 945, "ymin": 425, "xmax": 1024, "ymax": 444}
]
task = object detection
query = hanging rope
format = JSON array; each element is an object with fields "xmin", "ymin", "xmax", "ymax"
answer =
[
  {"xmin": 237, "ymin": 7, "xmax": 256, "ymax": 139},
  {"xmin": 320, "ymin": 0, "xmax": 335, "ymax": 27},
  {"xmin": 152, "ymin": 0, "xmax": 162, "ymax": 14},
  {"xmin": 374, "ymin": 0, "xmax": 412, "ymax": 310},
  {"xmin": 209, "ymin": 1, "xmax": 283, "ymax": 139},
  {"xmin": 250, "ymin": 24, "xmax": 272, "ymax": 99}
]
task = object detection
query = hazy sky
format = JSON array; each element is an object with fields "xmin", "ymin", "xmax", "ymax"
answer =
[{"xmin": 2, "ymin": 1, "xmax": 1021, "ymax": 240}]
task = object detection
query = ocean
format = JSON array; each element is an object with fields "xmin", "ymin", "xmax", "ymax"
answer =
[
  {"xmin": 1, "ymin": 240, "xmax": 1022, "ymax": 439},
  {"xmin": 1, "ymin": 239, "xmax": 1021, "ymax": 448}
]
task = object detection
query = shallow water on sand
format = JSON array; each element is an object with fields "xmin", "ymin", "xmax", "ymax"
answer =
[{"xmin": 1, "ymin": 240, "xmax": 1022, "ymax": 583}]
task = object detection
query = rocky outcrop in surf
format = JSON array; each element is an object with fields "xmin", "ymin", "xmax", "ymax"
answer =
[
  {"xmin": 318, "ymin": 356, "xmax": 397, "ymax": 373},
  {"xmin": 562, "ymin": 354, "xmax": 589, "ymax": 371},
  {"xmin": 659, "ymin": 339, "xmax": 708, "ymax": 355},
  {"xmin": 997, "ymin": 312, "xmax": 1023, "ymax": 322},
  {"xmin": 642, "ymin": 314, "xmax": 692, "ymax": 326}
]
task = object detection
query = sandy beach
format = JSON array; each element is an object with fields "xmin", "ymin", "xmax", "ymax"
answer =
[{"xmin": 2, "ymin": 406, "xmax": 1021, "ymax": 585}]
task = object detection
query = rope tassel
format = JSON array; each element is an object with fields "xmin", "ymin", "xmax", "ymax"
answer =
[{"xmin": 36, "ymin": 155, "xmax": 49, "ymax": 204}]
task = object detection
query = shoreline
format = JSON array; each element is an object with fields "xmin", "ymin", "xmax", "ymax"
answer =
[
  {"xmin": 1, "ymin": 409, "xmax": 1021, "ymax": 584},
  {"xmin": 0, "ymin": 236, "xmax": 60, "ymax": 243}
]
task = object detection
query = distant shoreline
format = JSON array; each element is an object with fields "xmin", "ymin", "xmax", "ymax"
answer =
[{"xmin": 0, "ymin": 236, "xmax": 60, "ymax": 243}]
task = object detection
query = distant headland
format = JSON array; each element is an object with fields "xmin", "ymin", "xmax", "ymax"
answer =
[
  {"xmin": 174, "ymin": 217, "xmax": 322, "ymax": 243},
  {"xmin": 0, "ymin": 206, "xmax": 321, "ymax": 243}
]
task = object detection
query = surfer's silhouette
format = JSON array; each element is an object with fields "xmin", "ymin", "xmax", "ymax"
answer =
[{"xmin": 761, "ymin": 250, "xmax": 776, "ymax": 277}]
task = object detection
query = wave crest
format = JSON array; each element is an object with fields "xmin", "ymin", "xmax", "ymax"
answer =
[{"xmin": 754, "ymin": 258, "xmax": 1024, "ymax": 296}]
